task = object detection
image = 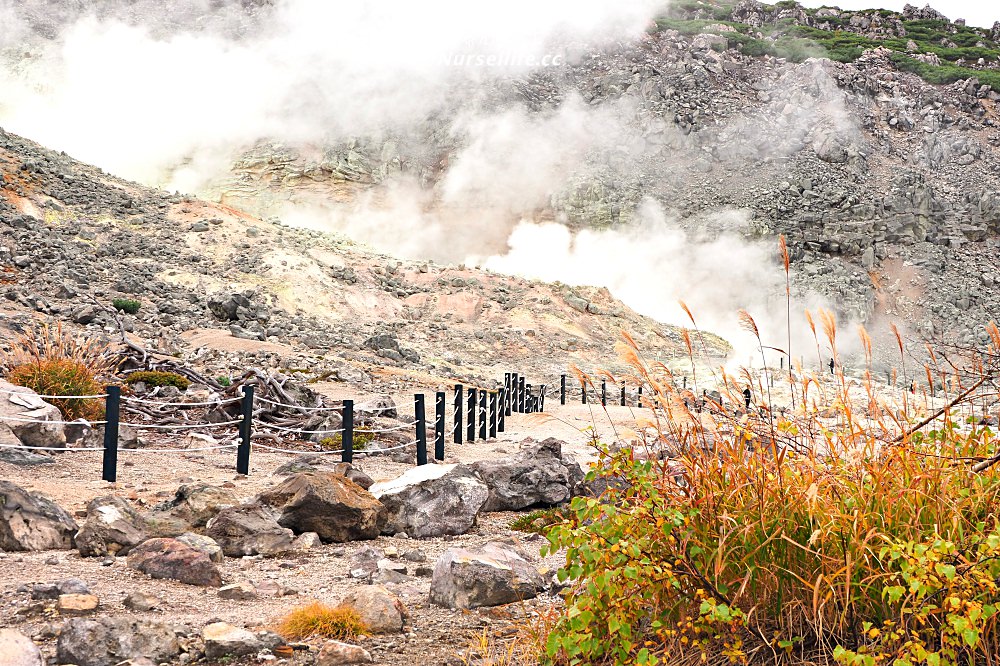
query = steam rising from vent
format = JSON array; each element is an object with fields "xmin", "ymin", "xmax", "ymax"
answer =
[
  {"xmin": 0, "ymin": 0, "xmax": 658, "ymax": 186},
  {"xmin": 0, "ymin": 0, "xmax": 863, "ymax": 365}
]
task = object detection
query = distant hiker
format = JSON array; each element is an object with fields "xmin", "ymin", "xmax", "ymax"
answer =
[
  {"xmin": 829, "ymin": 358, "xmax": 835, "ymax": 374},
  {"xmin": 743, "ymin": 388, "xmax": 752, "ymax": 409}
]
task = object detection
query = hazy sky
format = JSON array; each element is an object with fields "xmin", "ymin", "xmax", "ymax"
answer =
[{"xmin": 799, "ymin": 1, "xmax": 998, "ymax": 29}]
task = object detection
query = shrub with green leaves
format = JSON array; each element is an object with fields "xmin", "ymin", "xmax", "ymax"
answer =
[
  {"xmin": 112, "ymin": 298, "xmax": 141, "ymax": 314},
  {"xmin": 124, "ymin": 371, "xmax": 190, "ymax": 390},
  {"xmin": 319, "ymin": 431, "xmax": 374, "ymax": 451}
]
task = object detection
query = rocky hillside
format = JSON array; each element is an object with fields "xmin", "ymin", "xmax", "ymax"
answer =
[
  {"xmin": 0, "ymin": 126, "xmax": 720, "ymax": 390},
  {"xmin": 203, "ymin": 0, "xmax": 1000, "ymax": 356}
]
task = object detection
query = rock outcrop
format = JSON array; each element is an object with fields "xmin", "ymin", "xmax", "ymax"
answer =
[
  {"xmin": 369, "ymin": 464, "xmax": 488, "ymax": 538},
  {"xmin": 0, "ymin": 481, "xmax": 77, "ymax": 551}
]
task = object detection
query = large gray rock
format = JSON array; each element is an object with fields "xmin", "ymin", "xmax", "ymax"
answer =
[
  {"xmin": 0, "ymin": 480, "xmax": 77, "ymax": 551},
  {"xmin": 127, "ymin": 538, "xmax": 223, "ymax": 587},
  {"xmin": 0, "ymin": 424, "xmax": 53, "ymax": 466},
  {"xmin": 272, "ymin": 457, "xmax": 374, "ymax": 489},
  {"xmin": 429, "ymin": 542, "xmax": 545, "ymax": 609},
  {"xmin": 56, "ymin": 617, "xmax": 180, "ymax": 666},
  {"xmin": 339, "ymin": 585, "xmax": 408, "ymax": 634},
  {"xmin": 369, "ymin": 464, "xmax": 487, "ymax": 538},
  {"xmin": 257, "ymin": 473, "xmax": 385, "ymax": 543},
  {"xmin": 205, "ymin": 504, "xmax": 295, "ymax": 557},
  {"xmin": 156, "ymin": 484, "xmax": 239, "ymax": 528},
  {"xmin": 316, "ymin": 640, "xmax": 372, "ymax": 665},
  {"xmin": 0, "ymin": 380, "xmax": 66, "ymax": 448},
  {"xmin": 176, "ymin": 532, "xmax": 224, "ymax": 562},
  {"xmin": 0, "ymin": 628, "xmax": 43, "ymax": 666},
  {"xmin": 202, "ymin": 622, "xmax": 261, "ymax": 659},
  {"xmin": 469, "ymin": 438, "xmax": 584, "ymax": 511},
  {"xmin": 75, "ymin": 496, "xmax": 147, "ymax": 557}
]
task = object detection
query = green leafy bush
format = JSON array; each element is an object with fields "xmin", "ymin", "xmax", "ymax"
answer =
[
  {"xmin": 112, "ymin": 298, "xmax": 141, "ymax": 314},
  {"xmin": 319, "ymin": 431, "xmax": 375, "ymax": 451},
  {"xmin": 124, "ymin": 371, "xmax": 190, "ymax": 390}
]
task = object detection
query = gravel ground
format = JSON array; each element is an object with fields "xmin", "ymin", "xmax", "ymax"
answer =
[{"xmin": 0, "ymin": 404, "xmax": 628, "ymax": 666}]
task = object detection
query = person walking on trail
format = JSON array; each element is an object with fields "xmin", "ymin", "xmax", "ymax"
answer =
[
  {"xmin": 829, "ymin": 358, "xmax": 835, "ymax": 374},
  {"xmin": 743, "ymin": 388, "xmax": 752, "ymax": 410}
]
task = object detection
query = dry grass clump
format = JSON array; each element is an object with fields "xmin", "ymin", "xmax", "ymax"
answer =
[
  {"xmin": 275, "ymin": 602, "xmax": 367, "ymax": 641},
  {"xmin": 527, "ymin": 314, "xmax": 1000, "ymax": 666},
  {"xmin": 2, "ymin": 323, "xmax": 115, "ymax": 420}
]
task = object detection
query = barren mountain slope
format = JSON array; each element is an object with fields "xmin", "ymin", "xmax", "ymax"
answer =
[{"xmin": 0, "ymin": 126, "xmax": 724, "ymax": 392}]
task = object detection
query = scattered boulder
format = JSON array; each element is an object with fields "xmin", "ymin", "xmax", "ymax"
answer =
[
  {"xmin": 370, "ymin": 464, "xmax": 487, "ymax": 538},
  {"xmin": 56, "ymin": 617, "xmax": 180, "ymax": 666},
  {"xmin": 57, "ymin": 593, "xmax": 100, "ymax": 615},
  {"xmin": 0, "ymin": 425, "xmax": 53, "ymax": 466},
  {"xmin": 292, "ymin": 531, "xmax": 322, "ymax": 550},
  {"xmin": 175, "ymin": 532, "xmax": 224, "ymax": 563},
  {"xmin": 127, "ymin": 538, "xmax": 223, "ymax": 587},
  {"xmin": 257, "ymin": 473, "xmax": 386, "ymax": 543},
  {"xmin": 31, "ymin": 578, "xmax": 89, "ymax": 600},
  {"xmin": 0, "ymin": 628, "xmax": 44, "ymax": 666},
  {"xmin": 316, "ymin": 640, "xmax": 373, "ymax": 665},
  {"xmin": 218, "ymin": 581, "xmax": 257, "ymax": 601},
  {"xmin": 339, "ymin": 585, "xmax": 407, "ymax": 634},
  {"xmin": 273, "ymin": 457, "xmax": 375, "ymax": 489},
  {"xmin": 0, "ymin": 480, "xmax": 77, "ymax": 551},
  {"xmin": 469, "ymin": 438, "xmax": 584, "ymax": 511},
  {"xmin": 202, "ymin": 622, "xmax": 262, "ymax": 659},
  {"xmin": 75, "ymin": 496, "xmax": 147, "ymax": 557},
  {"xmin": 429, "ymin": 542, "xmax": 545, "ymax": 609},
  {"xmin": 0, "ymin": 380, "xmax": 66, "ymax": 448},
  {"xmin": 123, "ymin": 591, "xmax": 161, "ymax": 612},
  {"xmin": 205, "ymin": 504, "xmax": 295, "ymax": 557},
  {"xmin": 156, "ymin": 483, "xmax": 239, "ymax": 528}
]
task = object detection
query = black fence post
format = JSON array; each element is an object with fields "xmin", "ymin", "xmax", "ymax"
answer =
[
  {"xmin": 601, "ymin": 380, "xmax": 607, "ymax": 406},
  {"xmin": 478, "ymin": 390, "xmax": 487, "ymax": 440},
  {"xmin": 505, "ymin": 374, "xmax": 513, "ymax": 416},
  {"xmin": 435, "ymin": 392, "xmax": 445, "ymax": 461},
  {"xmin": 582, "ymin": 379, "xmax": 587, "ymax": 405},
  {"xmin": 620, "ymin": 383, "xmax": 626, "ymax": 407},
  {"xmin": 638, "ymin": 385, "xmax": 643, "ymax": 408},
  {"xmin": 539, "ymin": 385, "xmax": 546, "ymax": 412},
  {"xmin": 237, "ymin": 384, "xmax": 254, "ymax": 475},
  {"xmin": 415, "ymin": 394, "xmax": 427, "ymax": 466},
  {"xmin": 509, "ymin": 373, "xmax": 518, "ymax": 414},
  {"xmin": 467, "ymin": 388, "xmax": 476, "ymax": 442},
  {"xmin": 525, "ymin": 384, "xmax": 533, "ymax": 414},
  {"xmin": 518, "ymin": 376, "xmax": 526, "ymax": 412},
  {"xmin": 497, "ymin": 389, "xmax": 506, "ymax": 433},
  {"xmin": 342, "ymin": 400, "xmax": 354, "ymax": 463},
  {"xmin": 101, "ymin": 386, "xmax": 120, "ymax": 483},
  {"xmin": 489, "ymin": 391, "xmax": 497, "ymax": 438},
  {"xmin": 454, "ymin": 385, "xmax": 463, "ymax": 444},
  {"xmin": 560, "ymin": 374, "xmax": 566, "ymax": 405}
]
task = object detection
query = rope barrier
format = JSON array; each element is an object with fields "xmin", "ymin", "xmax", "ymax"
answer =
[
  {"xmin": 118, "ymin": 419, "xmax": 243, "ymax": 431},
  {"xmin": 121, "ymin": 443, "xmax": 240, "ymax": 453},
  {"xmin": 254, "ymin": 396, "xmax": 343, "ymax": 411},
  {"xmin": 0, "ymin": 443, "xmax": 104, "ymax": 452},
  {"xmin": 0, "ymin": 388, "xmax": 108, "ymax": 399},
  {"xmin": 355, "ymin": 421, "xmax": 417, "ymax": 434},
  {"xmin": 0, "ymin": 415, "xmax": 108, "ymax": 426},
  {"xmin": 354, "ymin": 403, "xmax": 400, "ymax": 413},
  {"xmin": 121, "ymin": 396, "xmax": 242, "ymax": 407},
  {"xmin": 259, "ymin": 423, "xmax": 345, "ymax": 435},
  {"xmin": 252, "ymin": 442, "xmax": 342, "ymax": 455}
]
